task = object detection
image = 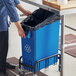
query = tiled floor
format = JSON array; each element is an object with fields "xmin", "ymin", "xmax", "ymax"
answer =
[
  {"xmin": 59, "ymin": 34, "xmax": 76, "ymax": 58},
  {"xmin": 7, "ymin": 57, "xmax": 48, "ymax": 76},
  {"xmin": 65, "ymin": 34, "xmax": 76, "ymax": 43},
  {"xmin": 7, "ymin": 1, "xmax": 76, "ymax": 76},
  {"xmin": 65, "ymin": 45, "xmax": 76, "ymax": 57}
]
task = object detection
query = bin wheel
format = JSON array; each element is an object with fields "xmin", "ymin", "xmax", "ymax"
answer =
[
  {"xmin": 33, "ymin": 74, "xmax": 37, "ymax": 76},
  {"xmin": 19, "ymin": 68, "xmax": 22, "ymax": 76},
  {"xmin": 19, "ymin": 72, "xmax": 21, "ymax": 76},
  {"xmin": 58, "ymin": 65, "xmax": 61, "ymax": 72},
  {"xmin": 22, "ymin": 71, "xmax": 26, "ymax": 76}
]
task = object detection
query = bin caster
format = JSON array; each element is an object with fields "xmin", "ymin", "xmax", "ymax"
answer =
[
  {"xmin": 22, "ymin": 70, "xmax": 26, "ymax": 76},
  {"xmin": 19, "ymin": 72, "xmax": 21, "ymax": 76},
  {"xmin": 33, "ymin": 74, "xmax": 37, "ymax": 76},
  {"xmin": 19, "ymin": 69, "xmax": 22, "ymax": 76},
  {"xmin": 58, "ymin": 65, "xmax": 61, "ymax": 72}
]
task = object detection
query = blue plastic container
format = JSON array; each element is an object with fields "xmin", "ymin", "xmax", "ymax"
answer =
[
  {"xmin": 21, "ymin": 8, "xmax": 60, "ymax": 72},
  {"xmin": 21, "ymin": 20, "xmax": 60, "ymax": 71}
]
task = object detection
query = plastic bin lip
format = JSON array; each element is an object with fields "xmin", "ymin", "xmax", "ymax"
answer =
[{"xmin": 21, "ymin": 8, "xmax": 60, "ymax": 31}]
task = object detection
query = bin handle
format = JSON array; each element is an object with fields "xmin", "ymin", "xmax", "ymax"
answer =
[{"xmin": 27, "ymin": 32, "xmax": 32, "ymax": 39}]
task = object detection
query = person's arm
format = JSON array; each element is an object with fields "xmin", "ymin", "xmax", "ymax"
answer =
[
  {"xmin": 14, "ymin": 0, "xmax": 32, "ymax": 16},
  {"xmin": 16, "ymin": 4, "xmax": 32, "ymax": 16},
  {"xmin": 15, "ymin": 21, "xmax": 25, "ymax": 38},
  {"xmin": 2, "ymin": 0, "xmax": 25, "ymax": 38}
]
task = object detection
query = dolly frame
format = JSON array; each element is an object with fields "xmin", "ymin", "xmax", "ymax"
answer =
[{"xmin": 19, "ymin": 54, "xmax": 61, "ymax": 76}]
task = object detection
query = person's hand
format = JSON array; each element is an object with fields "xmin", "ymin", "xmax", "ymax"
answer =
[
  {"xmin": 14, "ymin": 21, "xmax": 26, "ymax": 38},
  {"xmin": 24, "ymin": 10, "xmax": 32, "ymax": 16},
  {"xmin": 16, "ymin": 4, "xmax": 32, "ymax": 16},
  {"xmin": 18, "ymin": 27, "xmax": 26, "ymax": 38}
]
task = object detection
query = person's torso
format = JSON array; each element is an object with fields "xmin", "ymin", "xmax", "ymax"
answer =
[{"xmin": 0, "ymin": 0, "xmax": 15, "ymax": 31}]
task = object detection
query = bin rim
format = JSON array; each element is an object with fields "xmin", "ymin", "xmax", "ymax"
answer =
[{"xmin": 21, "ymin": 11, "xmax": 60, "ymax": 31}]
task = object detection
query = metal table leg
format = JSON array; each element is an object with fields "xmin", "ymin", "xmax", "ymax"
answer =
[{"xmin": 60, "ymin": 15, "xmax": 65, "ymax": 76}]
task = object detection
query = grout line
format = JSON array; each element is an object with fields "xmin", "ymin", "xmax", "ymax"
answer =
[
  {"xmin": 65, "ymin": 47, "xmax": 76, "ymax": 51},
  {"xmin": 9, "ymin": 70, "xmax": 18, "ymax": 76},
  {"xmin": 64, "ymin": 43, "xmax": 76, "ymax": 47},
  {"xmin": 65, "ymin": 40, "xmax": 70, "ymax": 44},
  {"xmin": 24, "ymin": 72, "xmax": 32, "ymax": 75},
  {"xmin": 8, "ymin": 64, "xmax": 19, "ymax": 76},
  {"xmin": 69, "ymin": 39, "xmax": 76, "ymax": 42}
]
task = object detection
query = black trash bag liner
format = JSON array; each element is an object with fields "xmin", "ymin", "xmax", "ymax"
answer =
[{"xmin": 21, "ymin": 8, "xmax": 60, "ymax": 31}]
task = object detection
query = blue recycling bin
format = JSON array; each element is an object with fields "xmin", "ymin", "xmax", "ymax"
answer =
[{"xmin": 21, "ymin": 8, "xmax": 60, "ymax": 72}]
